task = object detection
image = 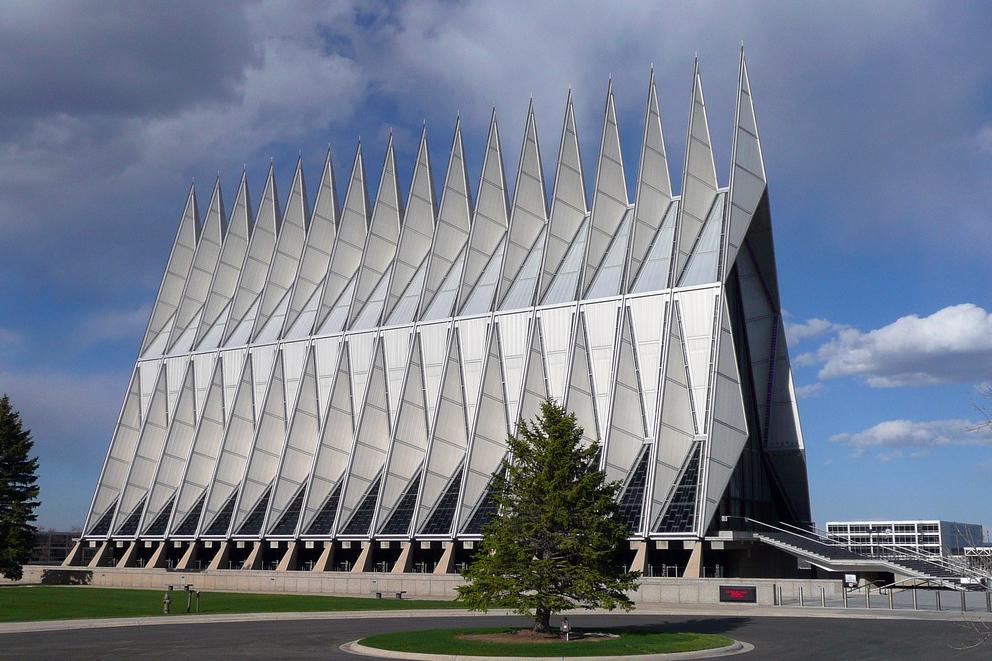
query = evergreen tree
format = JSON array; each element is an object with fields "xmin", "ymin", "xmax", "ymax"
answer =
[
  {"xmin": 0, "ymin": 395, "xmax": 40, "ymax": 580},
  {"xmin": 457, "ymin": 400, "xmax": 640, "ymax": 632}
]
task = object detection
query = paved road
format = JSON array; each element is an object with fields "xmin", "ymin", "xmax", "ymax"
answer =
[{"xmin": 1, "ymin": 613, "xmax": 989, "ymax": 660}]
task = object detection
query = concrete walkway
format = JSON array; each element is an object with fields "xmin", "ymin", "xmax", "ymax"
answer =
[{"xmin": 2, "ymin": 603, "xmax": 990, "ymax": 635}]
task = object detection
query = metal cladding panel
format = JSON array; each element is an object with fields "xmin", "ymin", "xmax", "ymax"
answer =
[
  {"xmin": 456, "ymin": 317, "xmax": 489, "ymax": 431},
  {"xmin": 382, "ymin": 328, "xmax": 414, "ymax": 423},
  {"xmin": 564, "ymin": 315, "xmax": 599, "ymax": 448},
  {"xmin": 313, "ymin": 336, "xmax": 341, "ymax": 422},
  {"xmin": 538, "ymin": 92, "xmax": 587, "ymax": 304},
  {"xmin": 139, "ymin": 361, "xmax": 160, "ymax": 419},
  {"xmin": 316, "ymin": 146, "xmax": 369, "ymax": 334},
  {"xmin": 677, "ymin": 288, "xmax": 719, "ymax": 433},
  {"xmin": 701, "ymin": 298, "xmax": 748, "ymax": 530},
  {"xmin": 424, "ymin": 248, "xmax": 465, "ymax": 321},
  {"xmin": 141, "ymin": 187, "xmax": 198, "ymax": 357},
  {"xmin": 253, "ymin": 162, "xmax": 310, "ymax": 343},
  {"xmin": 461, "ymin": 236, "xmax": 504, "ymax": 316},
  {"xmin": 538, "ymin": 306, "xmax": 574, "ymax": 403},
  {"xmin": 586, "ymin": 209, "xmax": 632, "ymax": 299},
  {"xmin": 113, "ymin": 364, "xmax": 169, "ymax": 535},
  {"xmin": 142, "ymin": 362, "xmax": 198, "ymax": 536},
  {"xmin": 220, "ymin": 348, "xmax": 248, "ymax": 415},
  {"xmin": 250, "ymin": 346, "xmax": 276, "ymax": 421},
  {"xmin": 196, "ymin": 176, "xmax": 251, "ymax": 351},
  {"xmin": 171, "ymin": 357, "xmax": 229, "ymax": 534},
  {"xmin": 281, "ymin": 341, "xmax": 309, "ymax": 428},
  {"xmin": 418, "ymin": 322, "xmax": 450, "ymax": 424},
  {"xmin": 500, "ymin": 226, "xmax": 546, "ymax": 311},
  {"xmin": 604, "ymin": 311, "xmax": 648, "ymax": 485},
  {"xmin": 200, "ymin": 355, "xmax": 255, "ymax": 536},
  {"xmin": 496, "ymin": 312, "xmax": 531, "ymax": 425},
  {"xmin": 768, "ymin": 316, "xmax": 805, "ymax": 452},
  {"xmin": 459, "ymin": 113, "xmax": 508, "ymax": 313},
  {"xmin": 650, "ymin": 302, "xmax": 696, "ymax": 530},
  {"xmin": 518, "ymin": 317, "xmax": 549, "ymax": 426},
  {"xmin": 458, "ymin": 330, "xmax": 509, "ymax": 533},
  {"xmin": 164, "ymin": 356, "xmax": 188, "ymax": 420},
  {"xmin": 168, "ymin": 183, "xmax": 225, "ymax": 354},
  {"xmin": 301, "ymin": 345, "xmax": 353, "ymax": 533},
  {"xmin": 724, "ymin": 54, "xmax": 768, "ymax": 272},
  {"xmin": 582, "ymin": 84, "xmax": 629, "ymax": 296},
  {"xmin": 580, "ymin": 301, "xmax": 619, "ymax": 426},
  {"xmin": 336, "ymin": 339, "xmax": 390, "ymax": 534},
  {"xmin": 386, "ymin": 259, "xmax": 428, "ymax": 325},
  {"xmin": 267, "ymin": 347, "xmax": 320, "ymax": 535},
  {"xmin": 631, "ymin": 201, "xmax": 677, "ymax": 294},
  {"xmin": 86, "ymin": 370, "xmax": 142, "ymax": 534},
  {"xmin": 497, "ymin": 102, "xmax": 547, "ymax": 310},
  {"xmin": 736, "ymin": 247, "xmax": 775, "ymax": 440},
  {"xmin": 385, "ymin": 130, "xmax": 436, "ymax": 324},
  {"xmin": 628, "ymin": 295, "xmax": 667, "ymax": 430},
  {"xmin": 223, "ymin": 168, "xmax": 279, "ymax": 346},
  {"xmin": 542, "ymin": 217, "xmax": 588, "ymax": 306},
  {"xmin": 679, "ymin": 193, "xmax": 725, "ymax": 287},
  {"xmin": 417, "ymin": 334, "xmax": 468, "ymax": 530},
  {"xmin": 421, "ymin": 121, "xmax": 472, "ymax": 321},
  {"xmin": 283, "ymin": 151, "xmax": 338, "ymax": 339},
  {"xmin": 191, "ymin": 353, "xmax": 216, "ymax": 421},
  {"xmin": 627, "ymin": 71, "xmax": 673, "ymax": 292},
  {"xmin": 377, "ymin": 337, "xmax": 429, "ymax": 534},
  {"xmin": 348, "ymin": 139, "xmax": 403, "ymax": 330},
  {"xmin": 673, "ymin": 66, "xmax": 719, "ymax": 286},
  {"xmin": 348, "ymin": 332, "xmax": 377, "ymax": 417}
]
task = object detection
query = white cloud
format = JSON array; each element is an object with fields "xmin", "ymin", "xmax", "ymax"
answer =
[
  {"xmin": 77, "ymin": 304, "xmax": 151, "ymax": 346},
  {"xmin": 831, "ymin": 418, "xmax": 992, "ymax": 459},
  {"xmin": 807, "ymin": 304, "xmax": 992, "ymax": 387},
  {"xmin": 0, "ymin": 327, "xmax": 24, "ymax": 355},
  {"xmin": 794, "ymin": 382, "xmax": 824, "ymax": 399},
  {"xmin": 784, "ymin": 318, "xmax": 848, "ymax": 347}
]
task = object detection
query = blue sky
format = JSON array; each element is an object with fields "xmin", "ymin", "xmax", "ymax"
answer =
[{"xmin": 0, "ymin": 1, "xmax": 990, "ymax": 535}]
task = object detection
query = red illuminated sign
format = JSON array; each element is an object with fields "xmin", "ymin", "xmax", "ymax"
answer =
[{"xmin": 719, "ymin": 585, "xmax": 757, "ymax": 603}]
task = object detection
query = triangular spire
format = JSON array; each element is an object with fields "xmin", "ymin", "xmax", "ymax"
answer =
[
  {"xmin": 168, "ymin": 180, "xmax": 225, "ymax": 353},
  {"xmin": 314, "ymin": 143, "xmax": 369, "ymax": 333},
  {"xmin": 517, "ymin": 318, "xmax": 550, "ymax": 425},
  {"xmin": 564, "ymin": 313, "xmax": 599, "ymax": 449},
  {"xmin": 581, "ymin": 80, "xmax": 629, "ymax": 297},
  {"xmin": 419, "ymin": 119, "xmax": 472, "ymax": 319},
  {"xmin": 195, "ymin": 172, "xmax": 251, "ymax": 350},
  {"xmin": 253, "ymin": 159, "xmax": 310, "ymax": 342},
  {"xmin": 723, "ymin": 49, "xmax": 768, "ymax": 274},
  {"xmin": 348, "ymin": 137, "xmax": 403, "ymax": 329},
  {"xmin": 267, "ymin": 345, "xmax": 320, "ymax": 536},
  {"xmin": 384, "ymin": 126, "xmax": 436, "ymax": 323},
  {"xmin": 458, "ymin": 110, "xmax": 509, "ymax": 313},
  {"xmin": 282, "ymin": 149, "xmax": 339, "ymax": 338},
  {"xmin": 673, "ymin": 60, "xmax": 718, "ymax": 285},
  {"xmin": 538, "ymin": 91, "xmax": 587, "ymax": 303},
  {"xmin": 222, "ymin": 165, "xmax": 280, "ymax": 345},
  {"xmin": 626, "ymin": 68, "xmax": 673, "ymax": 291},
  {"xmin": 497, "ymin": 100, "xmax": 548, "ymax": 309},
  {"xmin": 140, "ymin": 185, "xmax": 199, "ymax": 356},
  {"xmin": 377, "ymin": 336, "xmax": 430, "ymax": 535}
]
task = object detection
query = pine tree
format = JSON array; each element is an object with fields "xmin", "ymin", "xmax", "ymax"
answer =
[
  {"xmin": 456, "ymin": 400, "xmax": 640, "ymax": 632},
  {"xmin": 0, "ymin": 394, "xmax": 40, "ymax": 580}
]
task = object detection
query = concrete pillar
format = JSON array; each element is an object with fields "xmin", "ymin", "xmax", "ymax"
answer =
[
  {"xmin": 116, "ymin": 541, "xmax": 139, "ymax": 568},
  {"xmin": 242, "ymin": 542, "xmax": 264, "ymax": 570},
  {"xmin": 276, "ymin": 542, "xmax": 298, "ymax": 572},
  {"xmin": 146, "ymin": 542, "xmax": 168, "ymax": 569},
  {"xmin": 351, "ymin": 542, "xmax": 373, "ymax": 573},
  {"xmin": 87, "ymin": 541, "xmax": 112, "ymax": 568},
  {"xmin": 433, "ymin": 542, "xmax": 456, "ymax": 574},
  {"xmin": 682, "ymin": 541, "xmax": 702, "ymax": 578},
  {"xmin": 207, "ymin": 542, "xmax": 230, "ymax": 570},
  {"xmin": 61, "ymin": 541, "xmax": 84, "ymax": 567},
  {"xmin": 629, "ymin": 541, "xmax": 647, "ymax": 573},
  {"xmin": 312, "ymin": 542, "xmax": 334, "ymax": 572},
  {"xmin": 391, "ymin": 542, "xmax": 413, "ymax": 574},
  {"xmin": 176, "ymin": 542, "xmax": 199, "ymax": 570}
]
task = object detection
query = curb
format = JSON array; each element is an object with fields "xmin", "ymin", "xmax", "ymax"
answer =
[{"xmin": 340, "ymin": 639, "xmax": 755, "ymax": 660}]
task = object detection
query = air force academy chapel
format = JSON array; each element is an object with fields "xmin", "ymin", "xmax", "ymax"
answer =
[{"xmin": 80, "ymin": 52, "xmax": 812, "ymax": 575}]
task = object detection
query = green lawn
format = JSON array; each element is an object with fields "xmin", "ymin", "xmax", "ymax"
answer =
[
  {"xmin": 0, "ymin": 586, "xmax": 462, "ymax": 622},
  {"xmin": 360, "ymin": 627, "xmax": 735, "ymax": 657}
]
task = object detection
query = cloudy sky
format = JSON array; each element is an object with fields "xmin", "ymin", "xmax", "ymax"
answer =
[{"xmin": 1, "ymin": 0, "xmax": 990, "ymax": 533}]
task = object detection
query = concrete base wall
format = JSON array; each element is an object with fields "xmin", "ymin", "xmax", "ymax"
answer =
[{"xmin": 6, "ymin": 565, "xmax": 840, "ymax": 606}]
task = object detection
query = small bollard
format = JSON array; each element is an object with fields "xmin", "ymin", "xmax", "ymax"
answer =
[
  {"xmin": 162, "ymin": 592, "xmax": 172, "ymax": 615},
  {"xmin": 185, "ymin": 585, "xmax": 193, "ymax": 613},
  {"xmin": 820, "ymin": 586, "xmax": 826, "ymax": 608},
  {"xmin": 773, "ymin": 583, "xmax": 778, "ymax": 606},
  {"xmin": 560, "ymin": 617, "xmax": 571, "ymax": 642},
  {"xmin": 961, "ymin": 591, "xmax": 966, "ymax": 613},
  {"xmin": 865, "ymin": 587, "xmax": 871, "ymax": 609},
  {"xmin": 936, "ymin": 591, "xmax": 942, "ymax": 611},
  {"xmin": 912, "ymin": 589, "xmax": 918, "ymax": 610},
  {"xmin": 843, "ymin": 588, "xmax": 848, "ymax": 609},
  {"xmin": 195, "ymin": 591, "xmax": 201, "ymax": 613},
  {"xmin": 799, "ymin": 587, "xmax": 804, "ymax": 608},
  {"xmin": 778, "ymin": 585, "xmax": 784, "ymax": 606},
  {"xmin": 887, "ymin": 589, "xmax": 893, "ymax": 609},
  {"xmin": 986, "ymin": 591, "xmax": 991, "ymax": 613}
]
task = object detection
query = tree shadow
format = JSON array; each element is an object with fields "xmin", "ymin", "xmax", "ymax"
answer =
[{"xmin": 40, "ymin": 569, "xmax": 93, "ymax": 585}]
